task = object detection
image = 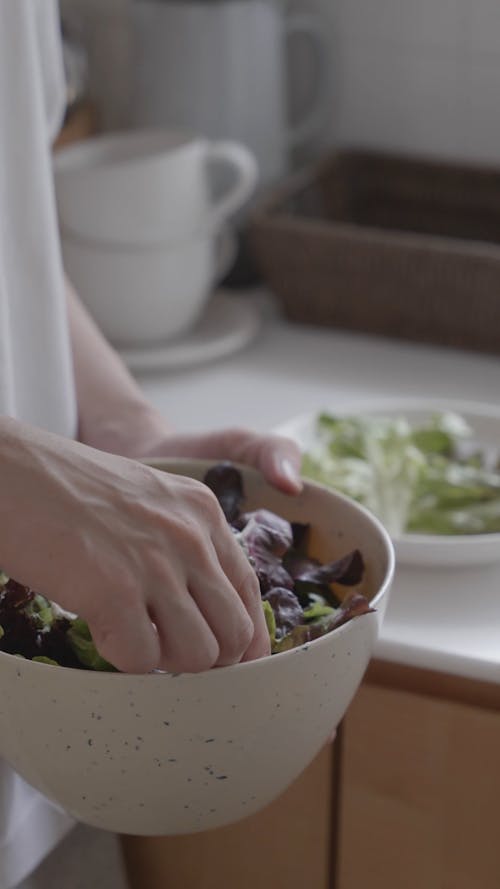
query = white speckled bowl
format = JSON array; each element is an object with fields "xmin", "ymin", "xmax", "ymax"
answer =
[{"xmin": 0, "ymin": 460, "xmax": 393, "ymax": 836}]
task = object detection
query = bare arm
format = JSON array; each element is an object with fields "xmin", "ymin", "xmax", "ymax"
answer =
[
  {"xmin": 66, "ymin": 276, "xmax": 170, "ymax": 455},
  {"xmin": 66, "ymin": 277, "xmax": 303, "ymax": 493},
  {"xmin": 0, "ymin": 281, "xmax": 300, "ymax": 672}
]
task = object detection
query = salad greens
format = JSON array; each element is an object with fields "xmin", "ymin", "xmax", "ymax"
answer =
[
  {"xmin": 0, "ymin": 578, "xmax": 116, "ymax": 670},
  {"xmin": 302, "ymin": 411, "xmax": 500, "ymax": 536},
  {"xmin": 0, "ymin": 463, "xmax": 372, "ymax": 669}
]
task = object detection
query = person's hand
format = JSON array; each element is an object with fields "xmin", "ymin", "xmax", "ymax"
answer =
[
  {"xmin": 0, "ymin": 419, "xmax": 270, "ymax": 674},
  {"xmin": 82, "ymin": 404, "xmax": 303, "ymax": 496},
  {"xmin": 139, "ymin": 426, "xmax": 303, "ymax": 494}
]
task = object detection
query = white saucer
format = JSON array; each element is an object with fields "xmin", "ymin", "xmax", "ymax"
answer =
[{"xmin": 119, "ymin": 292, "xmax": 262, "ymax": 373}]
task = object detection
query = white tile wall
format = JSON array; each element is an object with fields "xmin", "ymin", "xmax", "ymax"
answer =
[
  {"xmin": 334, "ymin": 0, "xmax": 465, "ymax": 51},
  {"xmin": 334, "ymin": 39, "xmax": 464, "ymax": 158},
  {"xmin": 457, "ymin": 57, "xmax": 500, "ymax": 161},
  {"xmin": 319, "ymin": 0, "xmax": 500, "ymax": 163},
  {"xmin": 61, "ymin": 0, "xmax": 500, "ymax": 165},
  {"xmin": 463, "ymin": 0, "xmax": 500, "ymax": 56}
]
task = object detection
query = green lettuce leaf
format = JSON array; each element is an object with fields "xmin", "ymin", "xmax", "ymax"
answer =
[
  {"xmin": 66, "ymin": 618, "xmax": 117, "ymax": 672},
  {"xmin": 303, "ymin": 411, "xmax": 500, "ymax": 537},
  {"xmin": 262, "ymin": 600, "xmax": 276, "ymax": 647},
  {"xmin": 32, "ymin": 656, "xmax": 60, "ymax": 666}
]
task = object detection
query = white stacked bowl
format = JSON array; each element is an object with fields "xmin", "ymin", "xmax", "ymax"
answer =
[{"xmin": 53, "ymin": 129, "xmax": 258, "ymax": 347}]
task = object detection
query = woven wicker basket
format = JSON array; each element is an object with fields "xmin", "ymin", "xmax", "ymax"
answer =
[{"xmin": 249, "ymin": 149, "xmax": 500, "ymax": 354}]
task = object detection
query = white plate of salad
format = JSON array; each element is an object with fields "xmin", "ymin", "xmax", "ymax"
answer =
[{"xmin": 275, "ymin": 398, "xmax": 500, "ymax": 567}]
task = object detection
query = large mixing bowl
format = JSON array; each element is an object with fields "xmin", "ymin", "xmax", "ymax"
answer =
[{"xmin": 0, "ymin": 460, "xmax": 393, "ymax": 835}]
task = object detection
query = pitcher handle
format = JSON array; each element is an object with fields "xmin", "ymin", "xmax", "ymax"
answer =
[
  {"xmin": 286, "ymin": 12, "xmax": 332, "ymax": 150},
  {"xmin": 206, "ymin": 141, "xmax": 259, "ymax": 226}
]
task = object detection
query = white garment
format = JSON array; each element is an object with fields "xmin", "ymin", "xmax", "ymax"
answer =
[
  {"xmin": 16, "ymin": 824, "xmax": 129, "ymax": 889},
  {"xmin": 0, "ymin": 0, "xmax": 76, "ymax": 435},
  {"xmin": 0, "ymin": 2, "xmax": 77, "ymax": 886}
]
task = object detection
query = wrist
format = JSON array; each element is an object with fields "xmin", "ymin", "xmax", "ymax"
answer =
[{"xmin": 78, "ymin": 399, "xmax": 173, "ymax": 458}]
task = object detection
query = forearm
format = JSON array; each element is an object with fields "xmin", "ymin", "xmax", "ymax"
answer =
[
  {"xmin": 0, "ymin": 414, "xmax": 98, "ymax": 590},
  {"xmin": 64, "ymin": 278, "xmax": 302, "ymax": 493},
  {"xmin": 0, "ymin": 416, "xmax": 41, "ymax": 583},
  {"xmin": 66, "ymin": 277, "xmax": 172, "ymax": 454}
]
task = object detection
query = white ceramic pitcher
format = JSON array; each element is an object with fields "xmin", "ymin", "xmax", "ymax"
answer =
[{"xmin": 129, "ymin": 0, "xmax": 331, "ymax": 189}]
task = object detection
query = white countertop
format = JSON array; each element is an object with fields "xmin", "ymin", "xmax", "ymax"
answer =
[{"xmin": 136, "ymin": 292, "xmax": 500, "ymax": 686}]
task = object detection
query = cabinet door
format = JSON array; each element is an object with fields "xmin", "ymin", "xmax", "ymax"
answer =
[
  {"xmin": 122, "ymin": 744, "xmax": 335, "ymax": 889},
  {"xmin": 337, "ymin": 684, "xmax": 500, "ymax": 889}
]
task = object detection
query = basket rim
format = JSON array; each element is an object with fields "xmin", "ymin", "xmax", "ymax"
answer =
[
  {"xmin": 250, "ymin": 208, "xmax": 500, "ymax": 262},
  {"xmin": 249, "ymin": 148, "xmax": 500, "ymax": 261}
]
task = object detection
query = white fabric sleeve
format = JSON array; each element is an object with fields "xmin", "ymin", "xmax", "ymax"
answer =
[{"xmin": 0, "ymin": 2, "xmax": 77, "ymax": 886}]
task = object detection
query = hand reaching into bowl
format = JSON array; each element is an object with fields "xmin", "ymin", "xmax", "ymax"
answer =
[
  {"xmin": 0, "ymin": 283, "xmax": 304, "ymax": 676},
  {"xmin": 92, "ymin": 415, "xmax": 304, "ymax": 497},
  {"xmin": 0, "ymin": 417, "xmax": 277, "ymax": 675}
]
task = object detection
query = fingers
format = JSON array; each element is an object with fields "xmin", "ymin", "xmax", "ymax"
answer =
[
  {"xmin": 208, "ymin": 429, "xmax": 304, "ymax": 496},
  {"xmin": 240, "ymin": 602, "xmax": 272, "ymax": 663},
  {"xmin": 77, "ymin": 455, "xmax": 281, "ymax": 674},
  {"xmin": 210, "ymin": 523, "xmax": 271, "ymax": 663},
  {"xmin": 258, "ymin": 435, "xmax": 303, "ymax": 495},
  {"xmin": 149, "ymin": 583, "xmax": 221, "ymax": 674},
  {"xmin": 174, "ymin": 481, "xmax": 270, "ymax": 666},
  {"xmin": 162, "ymin": 428, "xmax": 304, "ymax": 495},
  {"xmin": 188, "ymin": 563, "xmax": 256, "ymax": 667},
  {"xmin": 87, "ymin": 488, "xmax": 269, "ymax": 674},
  {"xmin": 238, "ymin": 431, "xmax": 304, "ymax": 495},
  {"xmin": 148, "ymin": 550, "xmax": 264, "ymax": 673},
  {"xmin": 229, "ymin": 566, "xmax": 271, "ymax": 663},
  {"xmin": 85, "ymin": 596, "xmax": 161, "ymax": 674},
  {"xmin": 259, "ymin": 439, "xmax": 302, "ymax": 494}
]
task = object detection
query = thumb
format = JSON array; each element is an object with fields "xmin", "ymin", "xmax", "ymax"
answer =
[{"xmin": 256, "ymin": 435, "xmax": 303, "ymax": 495}]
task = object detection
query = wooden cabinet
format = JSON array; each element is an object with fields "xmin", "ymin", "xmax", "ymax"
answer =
[
  {"xmin": 337, "ymin": 682, "xmax": 500, "ymax": 889},
  {"xmin": 121, "ymin": 670, "xmax": 500, "ymax": 889},
  {"xmin": 122, "ymin": 743, "xmax": 336, "ymax": 889}
]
